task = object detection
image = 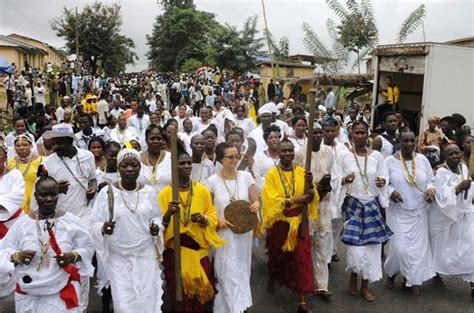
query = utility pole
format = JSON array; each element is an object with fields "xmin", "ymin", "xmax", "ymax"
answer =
[
  {"xmin": 75, "ymin": 6, "xmax": 80, "ymax": 75},
  {"xmin": 261, "ymin": 0, "xmax": 275, "ymax": 80}
]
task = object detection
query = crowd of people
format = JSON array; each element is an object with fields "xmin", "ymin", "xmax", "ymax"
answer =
[{"xmin": 0, "ymin": 67, "xmax": 473, "ymax": 313}]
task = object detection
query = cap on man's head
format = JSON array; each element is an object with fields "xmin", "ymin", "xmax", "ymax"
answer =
[
  {"xmin": 42, "ymin": 123, "xmax": 75, "ymax": 140},
  {"xmin": 451, "ymin": 113, "xmax": 466, "ymax": 127}
]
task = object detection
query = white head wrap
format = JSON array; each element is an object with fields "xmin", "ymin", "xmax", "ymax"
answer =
[{"xmin": 117, "ymin": 148, "xmax": 140, "ymax": 165}]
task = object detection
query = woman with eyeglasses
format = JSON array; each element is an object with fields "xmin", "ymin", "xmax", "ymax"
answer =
[
  {"xmin": 7, "ymin": 135, "xmax": 44, "ymax": 213},
  {"xmin": 206, "ymin": 142, "xmax": 260, "ymax": 313}
]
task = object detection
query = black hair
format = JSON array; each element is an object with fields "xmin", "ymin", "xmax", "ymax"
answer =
[
  {"xmin": 202, "ymin": 124, "xmax": 218, "ymax": 137},
  {"xmin": 105, "ymin": 140, "xmax": 121, "ymax": 152},
  {"xmin": 263, "ymin": 124, "xmax": 281, "ymax": 142},
  {"xmin": 145, "ymin": 124, "xmax": 165, "ymax": 140},
  {"xmin": 215, "ymin": 142, "xmax": 236, "ymax": 163},
  {"xmin": 77, "ymin": 112, "xmax": 93, "ymax": 123},
  {"xmin": 351, "ymin": 120, "xmax": 369, "ymax": 131},
  {"xmin": 88, "ymin": 136, "xmax": 106, "ymax": 151},
  {"xmin": 382, "ymin": 111, "xmax": 397, "ymax": 123},
  {"xmin": 291, "ymin": 115, "xmax": 307, "ymax": 127},
  {"xmin": 225, "ymin": 128, "xmax": 244, "ymax": 141},
  {"xmin": 279, "ymin": 138, "xmax": 294, "ymax": 147},
  {"xmin": 35, "ymin": 165, "xmax": 58, "ymax": 192}
]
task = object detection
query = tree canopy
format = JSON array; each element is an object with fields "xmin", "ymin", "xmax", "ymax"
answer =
[
  {"xmin": 50, "ymin": 2, "xmax": 137, "ymax": 75},
  {"xmin": 147, "ymin": 4, "xmax": 264, "ymax": 74}
]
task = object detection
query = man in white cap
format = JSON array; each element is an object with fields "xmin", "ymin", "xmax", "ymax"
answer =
[
  {"xmin": 42, "ymin": 123, "xmax": 97, "ymax": 223},
  {"xmin": 55, "ymin": 96, "xmax": 71, "ymax": 123}
]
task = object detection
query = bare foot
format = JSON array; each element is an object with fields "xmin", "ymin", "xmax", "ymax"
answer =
[
  {"xmin": 297, "ymin": 302, "xmax": 312, "ymax": 313},
  {"xmin": 411, "ymin": 286, "xmax": 421, "ymax": 296},
  {"xmin": 360, "ymin": 289, "xmax": 376, "ymax": 302},
  {"xmin": 433, "ymin": 274, "xmax": 446, "ymax": 287},
  {"xmin": 385, "ymin": 276, "xmax": 395, "ymax": 289},
  {"xmin": 349, "ymin": 273, "xmax": 358, "ymax": 295}
]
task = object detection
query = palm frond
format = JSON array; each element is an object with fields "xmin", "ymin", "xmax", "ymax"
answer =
[
  {"xmin": 326, "ymin": 18, "xmax": 349, "ymax": 69},
  {"xmin": 360, "ymin": 0, "xmax": 375, "ymax": 20},
  {"xmin": 302, "ymin": 22, "xmax": 333, "ymax": 59},
  {"xmin": 345, "ymin": 0, "xmax": 360, "ymax": 15},
  {"xmin": 326, "ymin": 0, "xmax": 349, "ymax": 19},
  {"xmin": 349, "ymin": 45, "xmax": 372, "ymax": 71},
  {"xmin": 397, "ymin": 4, "xmax": 426, "ymax": 43}
]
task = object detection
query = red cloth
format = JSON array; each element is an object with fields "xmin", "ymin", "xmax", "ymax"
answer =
[
  {"xmin": 15, "ymin": 227, "xmax": 81, "ymax": 310},
  {"xmin": 48, "ymin": 228, "xmax": 80, "ymax": 309},
  {"xmin": 266, "ymin": 220, "xmax": 315, "ymax": 297},
  {"xmin": 0, "ymin": 208, "xmax": 22, "ymax": 239},
  {"xmin": 162, "ymin": 234, "xmax": 215, "ymax": 312}
]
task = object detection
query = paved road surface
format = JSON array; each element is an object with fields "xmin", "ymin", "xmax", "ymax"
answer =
[{"xmin": 1, "ymin": 242, "xmax": 472, "ymax": 312}]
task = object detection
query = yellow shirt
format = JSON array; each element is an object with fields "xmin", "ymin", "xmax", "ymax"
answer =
[
  {"xmin": 262, "ymin": 166, "xmax": 319, "ymax": 252},
  {"xmin": 382, "ymin": 86, "xmax": 400, "ymax": 104},
  {"xmin": 7, "ymin": 156, "xmax": 44, "ymax": 213},
  {"xmin": 158, "ymin": 181, "xmax": 225, "ymax": 304}
]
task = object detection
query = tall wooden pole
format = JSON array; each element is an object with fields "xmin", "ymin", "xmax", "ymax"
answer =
[
  {"xmin": 300, "ymin": 102, "xmax": 316, "ymax": 236},
  {"xmin": 261, "ymin": 0, "xmax": 275, "ymax": 80},
  {"xmin": 75, "ymin": 6, "xmax": 80, "ymax": 76},
  {"xmin": 170, "ymin": 125, "xmax": 182, "ymax": 301}
]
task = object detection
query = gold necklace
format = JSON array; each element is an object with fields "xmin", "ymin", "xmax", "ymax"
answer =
[
  {"xmin": 400, "ymin": 153, "xmax": 422, "ymax": 191},
  {"xmin": 145, "ymin": 150, "xmax": 165, "ymax": 185},
  {"xmin": 221, "ymin": 171, "xmax": 239, "ymax": 201},
  {"xmin": 277, "ymin": 165, "xmax": 295, "ymax": 198},
  {"xmin": 178, "ymin": 180, "xmax": 194, "ymax": 225}
]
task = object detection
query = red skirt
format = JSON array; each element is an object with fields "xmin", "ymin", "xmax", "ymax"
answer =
[
  {"xmin": 266, "ymin": 219, "xmax": 315, "ymax": 296},
  {"xmin": 163, "ymin": 235, "xmax": 215, "ymax": 312}
]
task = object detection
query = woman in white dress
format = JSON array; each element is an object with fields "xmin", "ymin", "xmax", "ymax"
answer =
[
  {"xmin": 90, "ymin": 148, "xmax": 164, "ymax": 312},
  {"xmin": 234, "ymin": 104, "xmax": 256, "ymax": 137},
  {"xmin": 252, "ymin": 125, "xmax": 281, "ymax": 193},
  {"xmin": 207, "ymin": 142, "xmax": 260, "ymax": 313},
  {"xmin": 430, "ymin": 144, "xmax": 474, "ymax": 298},
  {"xmin": 334, "ymin": 121, "xmax": 392, "ymax": 302},
  {"xmin": 0, "ymin": 174, "xmax": 94, "ymax": 312},
  {"xmin": 109, "ymin": 114, "xmax": 139, "ymax": 147},
  {"xmin": 0, "ymin": 141, "xmax": 25, "ymax": 297},
  {"xmin": 289, "ymin": 116, "xmax": 307, "ymax": 155},
  {"xmin": 139, "ymin": 125, "xmax": 172, "ymax": 195},
  {"xmin": 385, "ymin": 130, "xmax": 436, "ymax": 295}
]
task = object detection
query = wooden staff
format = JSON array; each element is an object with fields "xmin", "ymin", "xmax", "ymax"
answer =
[
  {"xmin": 464, "ymin": 142, "xmax": 474, "ymax": 200},
  {"xmin": 300, "ymin": 101, "xmax": 316, "ymax": 236},
  {"xmin": 170, "ymin": 125, "xmax": 182, "ymax": 301}
]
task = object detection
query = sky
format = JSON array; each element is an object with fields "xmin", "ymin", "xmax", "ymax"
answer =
[{"xmin": 1, "ymin": 0, "xmax": 473, "ymax": 71}]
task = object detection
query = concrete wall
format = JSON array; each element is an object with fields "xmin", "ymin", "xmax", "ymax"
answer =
[{"xmin": 259, "ymin": 64, "xmax": 314, "ymax": 100}]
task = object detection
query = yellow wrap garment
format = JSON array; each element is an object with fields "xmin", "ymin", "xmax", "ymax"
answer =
[
  {"xmin": 159, "ymin": 181, "xmax": 225, "ymax": 304},
  {"xmin": 7, "ymin": 156, "xmax": 43, "ymax": 213},
  {"xmin": 262, "ymin": 166, "xmax": 319, "ymax": 252}
]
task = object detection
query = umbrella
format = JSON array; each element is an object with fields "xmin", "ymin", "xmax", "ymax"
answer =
[{"xmin": 0, "ymin": 57, "xmax": 13, "ymax": 74}]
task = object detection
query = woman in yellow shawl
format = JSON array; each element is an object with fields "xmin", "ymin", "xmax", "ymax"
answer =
[
  {"xmin": 262, "ymin": 139, "xmax": 326, "ymax": 313},
  {"xmin": 7, "ymin": 134, "xmax": 43, "ymax": 213},
  {"xmin": 159, "ymin": 149, "xmax": 225, "ymax": 311}
]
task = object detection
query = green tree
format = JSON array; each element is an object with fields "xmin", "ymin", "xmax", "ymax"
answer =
[
  {"xmin": 264, "ymin": 30, "xmax": 291, "ymax": 61},
  {"xmin": 50, "ymin": 2, "xmax": 137, "ymax": 75},
  {"xmin": 180, "ymin": 58, "xmax": 202, "ymax": 73},
  {"xmin": 397, "ymin": 4, "xmax": 426, "ymax": 43},
  {"xmin": 147, "ymin": 5, "xmax": 220, "ymax": 72}
]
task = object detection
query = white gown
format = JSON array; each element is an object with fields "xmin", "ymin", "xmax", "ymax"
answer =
[
  {"xmin": 138, "ymin": 151, "xmax": 172, "ymax": 195},
  {"xmin": 0, "ymin": 169, "xmax": 25, "ymax": 297},
  {"xmin": 0, "ymin": 213, "xmax": 94, "ymax": 313},
  {"xmin": 384, "ymin": 154, "xmax": 435, "ymax": 286},
  {"xmin": 191, "ymin": 159, "xmax": 215, "ymax": 185},
  {"xmin": 90, "ymin": 185, "xmax": 164, "ymax": 313},
  {"xmin": 430, "ymin": 164, "xmax": 474, "ymax": 282},
  {"xmin": 334, "ymin": 150, "xmax": 389, "ymax": 282},
  {"xmin": 251, "ymin": 150, "xmax": 279, "ymax": 194},
  {"xmin": 206, "ymin": 171, "xmax": 255, "ymax": 313}
]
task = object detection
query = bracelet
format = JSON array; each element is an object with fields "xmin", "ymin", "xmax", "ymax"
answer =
[
  {"xmin": 72, "ymin": 252, "xmax": 80, "ymax": 263},
  {"xmin": 11, "ymin": 252, "xmax": 20, "ymax": 264}
]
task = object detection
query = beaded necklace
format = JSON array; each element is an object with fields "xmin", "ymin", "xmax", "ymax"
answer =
[
  {"xmin": 400, "ymin": 153, "xmax": 422, "ymax": 191},
  {"xmin": 35, "ymin": 213, "xmax": 58, "ymax": 271},
  {"xmin": 145, "ymin": 150, "xmax": 165, "ymax": 185},
  {"xmin": 277, "ymin": 165, "xmax": 295, "ymax": 198},
  {"xmin": 221, "ymin": 171, "xmax": 239, "ymax": 202},
  {"xmin": 352, "ymin": 148, "xmax": 369, "ymax": 191},
  {"xmin": 118, "ymin": 181, "xmax": 140, "ymax": 212},
  {"xmin": 178, "ymin": 180, "xmax": 194, "ymax": 225}
]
